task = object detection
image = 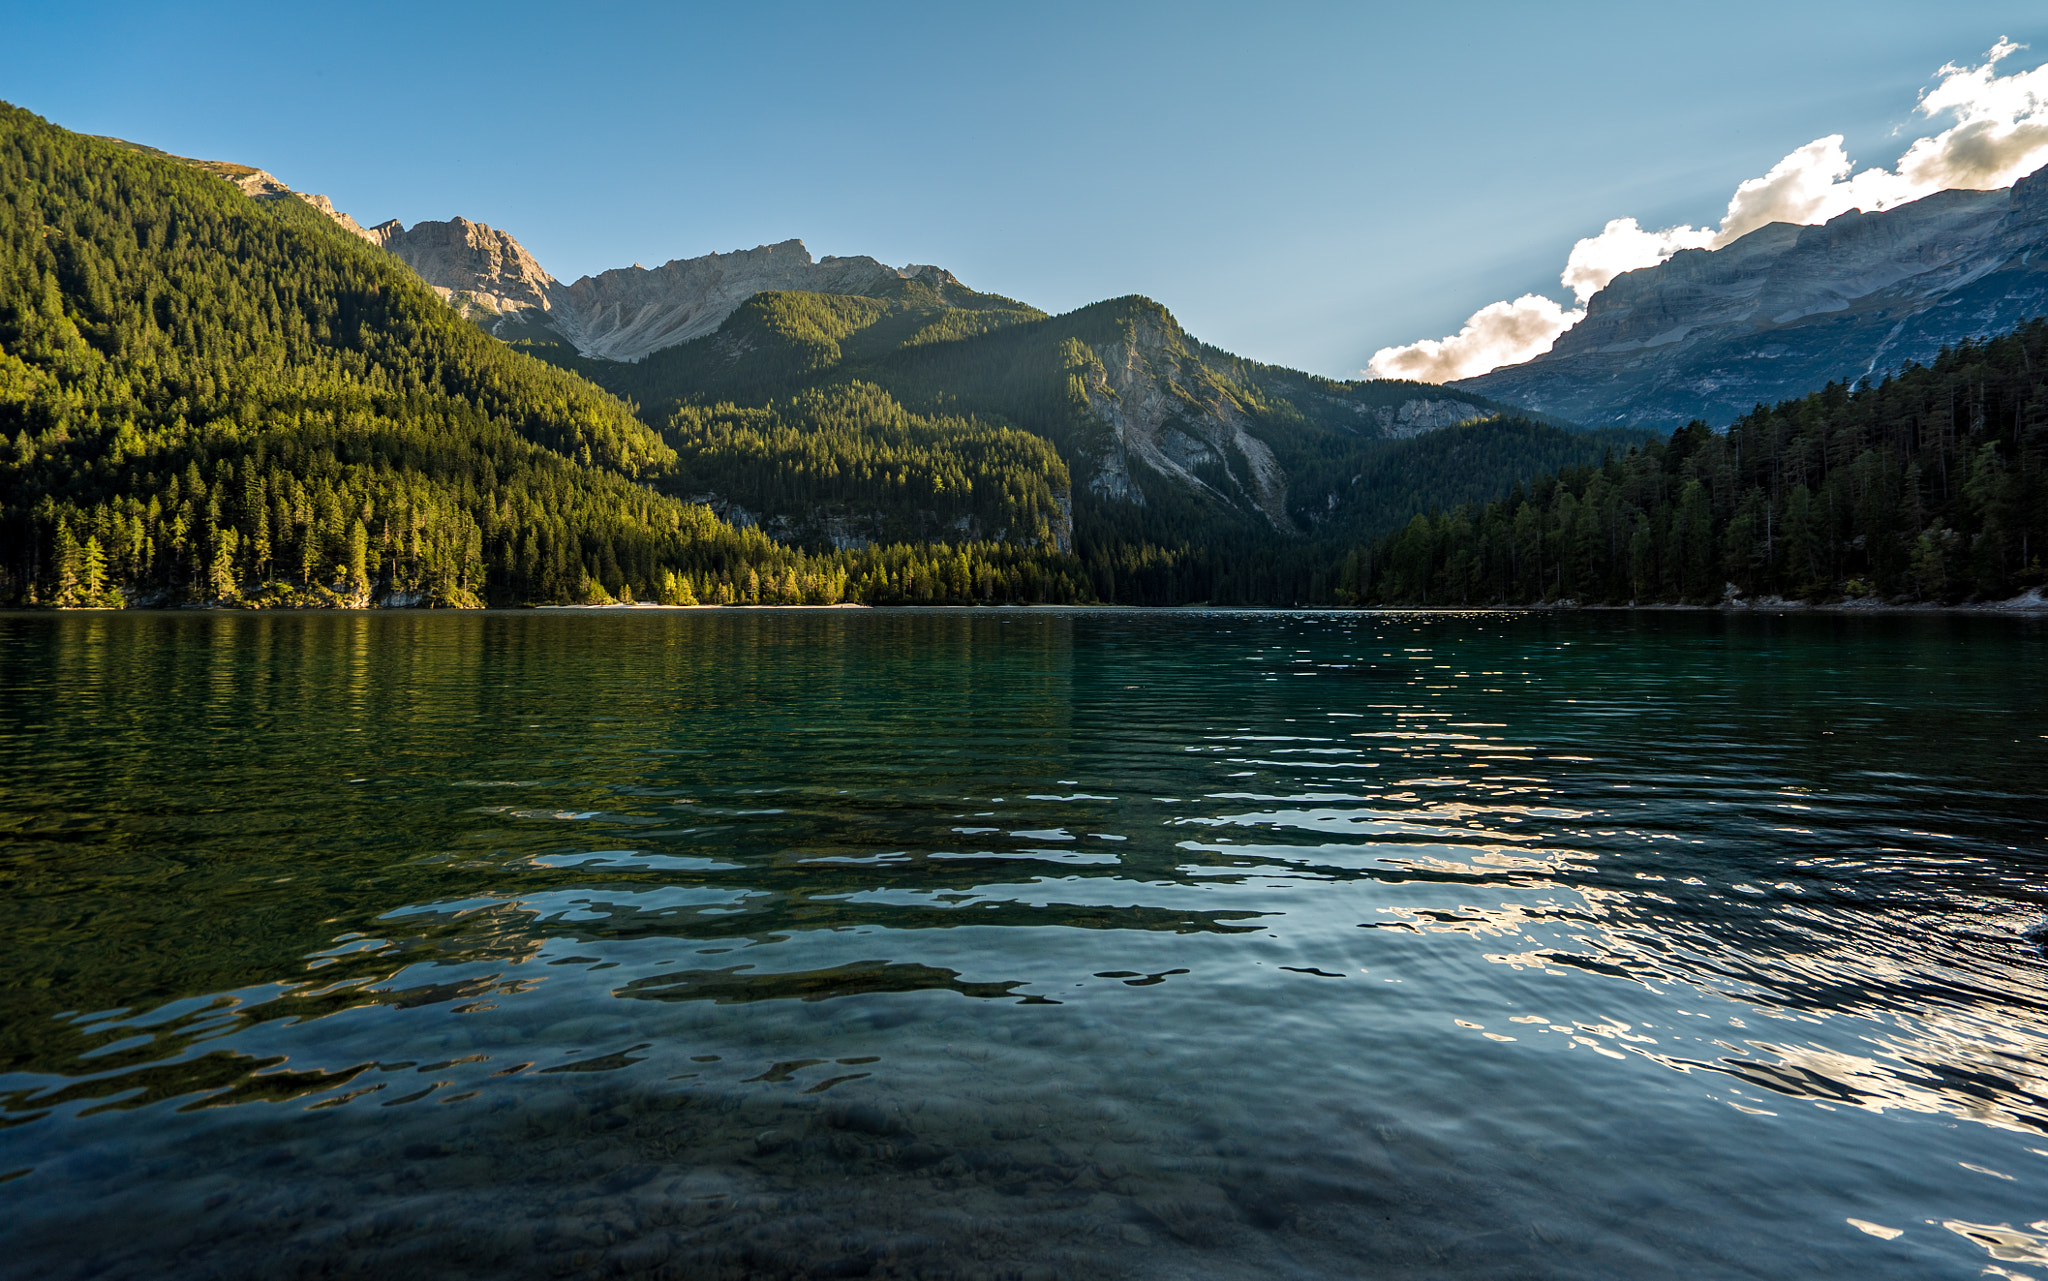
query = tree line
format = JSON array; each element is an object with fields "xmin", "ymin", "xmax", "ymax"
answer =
[
  {"xmin": 1338, "ymin": 321, "xmax": 2048, "ymax": 606},
  {"xmin": 660, "ymin": 381, "xmax": 1071, "ymax": 551},
  {"xmin": 0, "ymin": 103, "xmax": 1098, "ymax": 608}
]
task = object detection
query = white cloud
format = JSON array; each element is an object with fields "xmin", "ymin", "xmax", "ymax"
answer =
[
  {"xmin": 1367, "ymin": 38, "xmax": 2048, "ymax": 383},
  {"xmin": 1561, "ymin": 218, "xmax": 1716, "ymax": 305},
  {"xmin": 1365, "ymin": 294, "xmax": 1585, "ymax": 383},
  {"xmin": 1713, "ymin": 136, "xmax": 1885, "ymax": 242}
]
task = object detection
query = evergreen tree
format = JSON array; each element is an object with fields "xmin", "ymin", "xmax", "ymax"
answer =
[
  {"xmin": 0, "ymin": 103, "xmax": 1097, "ymax": 609},
  {"xmin": 1339, "ymin": 321, "xmax": 2048, "ymax": 606}
]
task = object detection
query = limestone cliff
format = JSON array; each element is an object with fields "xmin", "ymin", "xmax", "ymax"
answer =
[
  {"xmin": 1365, "ymin": 398, "xmax": 1494, "ymax": 438},
  {"xmin": 1074, "ymin": 313, "xmax": 1297, "ymax": 532},
  {"xmin": 1062, "ymin": 313, "xmax": 1507, "ymax": 534},
  {"xmin": 1454, "ymin": 164, "xmax": 2048, "ymax": 427},
  {"xmin": 551, "ymin": 241, "xmax": 965, "ymax": 361},
  {"xmin": 365, "ymin": 217, "xmax": 558, "ymax": 317}
]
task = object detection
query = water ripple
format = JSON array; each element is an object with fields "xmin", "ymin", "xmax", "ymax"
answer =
[{"xmin": 0, "ymin": 609, "xmax": 2044, "ymax": 1278}]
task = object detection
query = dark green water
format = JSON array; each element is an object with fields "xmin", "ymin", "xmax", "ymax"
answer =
[{"xmin": 2, "ymin": 608, "xmax": 2046, "ymax": 1279}]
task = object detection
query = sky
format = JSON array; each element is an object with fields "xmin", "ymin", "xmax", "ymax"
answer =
[{"xmin": 4, "ymin": 1, "xmax": 2046, "ymax": 379}]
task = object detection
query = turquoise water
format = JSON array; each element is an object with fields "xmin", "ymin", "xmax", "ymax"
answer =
[{"xmin": 2, "ymin": 608, "xmax": 2045, "ymax": 1279}]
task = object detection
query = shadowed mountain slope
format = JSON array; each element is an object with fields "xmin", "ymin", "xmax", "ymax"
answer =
[{"xmin": 1454, "ymin": 166, "xmax": 2048, "ymax": 429}]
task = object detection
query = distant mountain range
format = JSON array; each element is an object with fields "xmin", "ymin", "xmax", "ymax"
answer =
[
  {"xmin": 1454, "ymin": 164, "xmax": 2048, "ymax": 428},
  {"xmin": 368, "ymin": 220, "xmax": 971, "ymax": 362},
  {"xmin": 244, "ymin": 184, "xmax": 1617, "ymax": 577},
  {"xmin": 22, "ymin": 102, "xmax": 2048, "ymax": 609},
  {"xmin": 102, "ymin": 126, "xmax": 2048, "ymax": 452},
  {"xmin": 5, "ymin": 106, "xmax": 1643, "ymax": 610}
]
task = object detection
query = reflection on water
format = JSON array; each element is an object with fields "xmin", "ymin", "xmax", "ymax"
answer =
[{"xmin": 1, "ymin": 608, "xmax": 2045, "ymax": 1278}]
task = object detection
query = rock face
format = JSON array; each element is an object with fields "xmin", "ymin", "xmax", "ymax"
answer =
[
  {"xmin": 1454, "ymin": 165, "xmax": 2048, "ymax": 428},
  {"xmin": 293, "ymin": 193, "xmax": 372, "ymax": 241},
  {"xmin": 1077, "ymin": 315, "xmax": 1299, "ymax": 532},
  {"xmin": 348, "ymin": 227, "xmax": 968, "ymax": 362},
  {"xmin": 552, "ymin": 241, "xmax": 964, "ymax": 361},
  {"xmin": 183, "ymin": 158, "xmax": 376, "ymax": 241},
  {"xmin": 366, "ymin": 217, "xmax": 558, "ymax": 315},
  {"xmin": 1368, "ymin": 398, "xmax": 1493, "ymax": 438}
]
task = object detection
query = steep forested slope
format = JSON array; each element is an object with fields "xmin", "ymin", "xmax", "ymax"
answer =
[
  {"xmin": 511, "ymin": 283, "xmax": 1077, "ymax": 551},
  {"xmin": 517, "ymin": 287, "xmax": 1636, "ymax": 603},
  {"xmin": 1344, "ymin": 322, "xmax": 2048, "ymax": 605},
  {"xmin": 0, "ymin": 105, "xmax": 1093, "ymax": 607}
]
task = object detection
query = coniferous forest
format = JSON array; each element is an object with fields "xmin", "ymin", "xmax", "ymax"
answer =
[
  {"xmin": 6, "ymin": 98, "xmax": 2047, "ymax": 611},
  {"xmin": 0, "ymin": 105, "xmax": 1095, "ymax": 608},
  {"xmin": 518, "ymin": 283, "xmax": 1646, "ymax": 605},
  {"xmin": 1339, "ymin": 321, "xmax": 2048, "ymax": 605}
]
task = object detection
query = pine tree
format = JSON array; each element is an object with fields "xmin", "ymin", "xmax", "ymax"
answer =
[
  {"xmin": 81, "ymin": 535, "xmax": 106, "ymax": 602},
  {"xmin": 52, "ymin": 519, "xmax": 81, "ymax": 606}
]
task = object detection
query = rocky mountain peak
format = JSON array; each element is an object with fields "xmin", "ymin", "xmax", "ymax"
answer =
[
  {"xmin": 545, "ymin": 238, "xmax": 972, "ymax": 361},
  {"xmin": 169, "ymin": 147, "xmax": 986, "ymax": 364},
  {"xmin": 368, "ymin": 217, "xmax": 557, "ymax": 317}
]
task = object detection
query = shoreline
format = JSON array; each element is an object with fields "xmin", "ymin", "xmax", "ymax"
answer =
[{"xmin": 5, "ymin": 596, "xmax": 2045, "ymax": 617}]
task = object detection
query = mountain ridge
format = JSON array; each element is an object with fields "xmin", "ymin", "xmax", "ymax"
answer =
[
  {"xmin": 91, "ymin": 124, "xmax": 1651, "ymax": 604},
  {"xmin": 318, "ymin": 187, "xmax": 1571, "ymax": 565},
  {"xmin": 1452, "ymin": 164, "xmax": 2048, "ymax": 428},
  {"xmin": 0, "ymin": 104, "xmax": 1096, "ymax": 608}
]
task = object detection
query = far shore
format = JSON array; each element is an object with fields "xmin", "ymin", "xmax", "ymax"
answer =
[{"xmin": 7, "ymin": 592, "xmax": 2046, "ymax": 617}]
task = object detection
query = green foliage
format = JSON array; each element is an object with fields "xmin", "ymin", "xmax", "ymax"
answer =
[
  {"xmin": 516, "ymin": 278, "xmax": 1048, "ymax": 413},
  {"xmin": 1340, "ymin": 415, "xmax": 1650, "ymax": 530},
  {"xmin": 512, "ymin": 282, "xmax": 1650, "ymax": 604},
  {"xmin": 1339, "ymin": 322, "xmax": 2048, "ymax": 606},
  {"xmin": 662, "ymin": 382, "xmax": 1070, "ymax": 549},
  {"xmin": 0, "ymin": 103, "xmax": 1096, "ymax": 608}
]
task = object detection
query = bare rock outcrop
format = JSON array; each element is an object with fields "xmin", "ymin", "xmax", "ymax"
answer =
[
  {"xmin": 1078, "ymin": 313, "xmax": 1297, "ymax": 534},
  {"xmin": 367, "ymin": 218, "xmax": 558, "ymax": 316},
  {"xmin": 549, "ymin": 240, "xmax": 963, "ymax": 361},
  {"xmin": 292, "ymin": 193, "xmax": 372, "ymax": 241},
  {"xmin": 1370, "ymin": 398, "xmax": 1491, "ymax": 438}
]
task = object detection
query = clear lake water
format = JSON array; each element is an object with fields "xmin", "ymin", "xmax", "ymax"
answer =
[{"xmin": 1, "ymin": 607, "xmax": 2046, "ymax": 1279}]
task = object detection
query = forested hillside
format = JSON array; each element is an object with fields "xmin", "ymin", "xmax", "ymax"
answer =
[
  {"xmin": 0, "ymin": 105, "xmax": 1095, "ymax": 607},
  {"xmin": 0, "ymin": 101, "xmax": 1698, "ymax": 610},
  {"xmin": 1341, "ymin": 321, "xmax": 2048, "ymax": 605},
  {"xmin": 520, "ymin": 287, "xmax": 1639, "ymax": 603},
  {"xmin": 511, "ymin": 286, "xmax": 1078, "ymax": 550},
  {"xmin": 663, "ymin": 384, "xmax": 1072, "ymax": 549}
]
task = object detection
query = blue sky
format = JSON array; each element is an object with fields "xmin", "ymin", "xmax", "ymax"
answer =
[{"xmin": 5, "ymin": 1, "xmax": 2045, "ymax": 376}]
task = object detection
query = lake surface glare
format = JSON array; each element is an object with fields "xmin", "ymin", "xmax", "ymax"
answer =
[{"xmin": 2, "ymin": 608, "xmax": 2046, "ymax": 1279}]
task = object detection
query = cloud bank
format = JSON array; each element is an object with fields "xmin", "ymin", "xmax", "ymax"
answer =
[
  {"xmin": 1367, "ymin": 39, "xmax": 2048, "ymax": 384},
  {"xmin": 1362, "ymin": 295, "xmax": 1584, "ymax": 383}
]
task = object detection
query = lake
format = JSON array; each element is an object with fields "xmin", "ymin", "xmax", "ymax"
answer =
[{"xmin": 2, "ymin": 608, "xmax": 2045, "ymax": 1279}]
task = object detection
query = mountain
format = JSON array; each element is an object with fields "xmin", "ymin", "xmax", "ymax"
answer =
[
  {"xmin": 1453, "ymin": 165, "xmax": 2048, "ymax": 430},
  {"xmin": 364, "ymin": 221, "xmax": 981, "ymax": 362},
  {"xmin": 72, "ymin": 116, "xmax": 1654, "ymax": 604},
  {"xmin": 545, "ymin": 244, "xmax": 975, "ymax": 362},
  {"xmin": 1350, "ymin": 320, "xmax": 2048, "ymax": 607},
  {"xmin": 365, "ymin": 216, "xmax": 556, "ymax": 320},
  {"xmin": 0, "ymin": 104, "xmax": 1095, "ymax": 608},
  {"xmin": 256, "ymin": 183, "xmax": 1635, "ymax": 600},
  {"xmin": 509, "ymin": 284, "xmax": 1643, "ymax": 603}
]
